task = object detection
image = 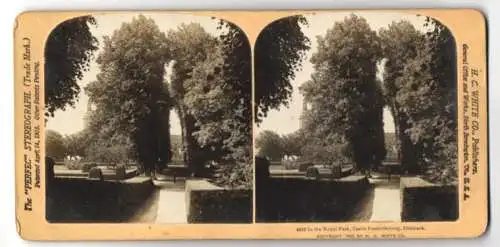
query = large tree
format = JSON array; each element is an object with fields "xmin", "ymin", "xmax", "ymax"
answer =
[
  {"xmin": 85, "ymin": 15, "xmax": 172, "ymax": 175},
  {"xmin": 45, "ymin": 130, "xmax": 67, "ymax": 160},
  {"xmin": 64, "ymin": 130, "xmax": 89, "ymax": 158},
  {"xmin": 424, "ymin": 17, "xmax": 457, "ymax": 184},
  {"xmin": 182, "ymin": 20, "xmax": 253, "ymax": 187},
  {"xmin": 166, "ymin": 23, "xmax": 220, "ymax": 176},
  {"xmin": 379, "ymin": 20, "xmax": 426, "ymax": 173},
  {"xmin": 379, "ymin": 18, "xmax": 457, "ymax": 182},
  {"xmin": 85, "ymin": 134, "xmax": 134, "ymax": 164},
  {"xmin": 281, "ymin": 131, "xmax": 304, "ymax": 157},
  {"xmin": 255, "ymin": 130, "xmax": 284, "ymax": 161},
  {"xmin": 254, "ymin": 15, "xmax": 310, "ymax": 123},
  {"xmin": 300, "ymin": 14, "xmax": 385, "ymax": 172},
  {"xmin": 45, "ymin": 16, "xmax": 98, "ymax": 117}
]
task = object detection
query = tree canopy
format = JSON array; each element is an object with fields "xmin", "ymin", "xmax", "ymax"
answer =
[
  {"xmin": 300, "ymin": 14, "xmax": 386, "ymax": 171},
  {"xmin": 378, "ymin": 20, "xmax": 426, "ymax": 173},
  {"xmin": 45, "ymin": 16, "xmax": 98, "ymax": 117},
  {"xmin": 254, "ymin": 15, "xmax": 310, "ymax": 123},
  {"xmin": 45, "ymin": 130, "xmax": 67, "ymax": 160},
  {"xmin": 379, "ymin": 18, "xmax": 457, "ymax": 183},
  {"xmin": 44, "ymin": 15, "xmax": 254, "ymax": 188},
  {"xmin": 64, "ymin": 130, "xmax": 89, "ymax": 158},
  {"xmin": 85, "ymin": 15, "xmax": 172, "ymax": 174},
  {"xmin": 164, "ymin": 20, "xmax": 253, "ymax": 188},
  {"xmin": 256, "ymin": 130, "xmax": 284, "ymax": 161},
  {"xmin": 281, "ymin": 131, "xmax": 304, "ymax": 157},
  {"xmin": 191, "ymin": 21, "xmax": 253, "ymax": 188},
  {"xmin": 166, "ymin": 23, "xmax": 220, "ymax": 176}
]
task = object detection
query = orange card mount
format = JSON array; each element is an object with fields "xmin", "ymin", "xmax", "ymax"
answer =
[{"xmin": 14, "ymin": 9, "xmax": 487, "ymax": 240}]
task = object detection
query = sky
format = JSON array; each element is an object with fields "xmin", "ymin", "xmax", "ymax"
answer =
[
  {"xmin": 256, "ymin": 11, "xmax": 430, "ymax": 135},
  {"xmin": 45, "ymin": 13, "xmax": 223, "ymax": 136}
]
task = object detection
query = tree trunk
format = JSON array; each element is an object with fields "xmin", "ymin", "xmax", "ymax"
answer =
[
  {"xmin": 389, "ymin": 103, "xmax": 402, "ymax": 162},
  {"xmin": 177, "ymin": 104, "xmax": 203, "ymax": 177}
]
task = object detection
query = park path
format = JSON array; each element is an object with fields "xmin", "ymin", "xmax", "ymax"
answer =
[
  {"xmin": 153, "ymin": 180, "xmax": 188, "ymax": 224},
  {"xmin": 368, "ymin": 177, "xmax": 401, "ymax": 222},
  {"xmin": 131, "ymin": 179, "xmax": 188, "ymax": 223},
  {"xmin": 351, "ymin": 175, "xmax": 402, "ymax": 222}
]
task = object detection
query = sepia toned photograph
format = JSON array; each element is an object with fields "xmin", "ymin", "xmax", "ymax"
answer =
[
  {"xmin": 14, "ymin": 9, "xmax": 487, "ymax": 240},
  {"xmin": 255, "ymin": 12, "xmax": 459, "ymax": 223},
  {"xmin": 44, "ymin": 13, "xmax": 253, "ymax": 224}
]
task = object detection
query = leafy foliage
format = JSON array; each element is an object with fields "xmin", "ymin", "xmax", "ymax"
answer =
[
  {"xmin": 380, "ymin": 18, "xmax": 457, "ymax": 183},
  {"xmin": 255, "ymin": 130, "xmax": 284, "ymax": 161},
  {"xmin": 379, "ymin": 20, "xmax": 427, "ymax": 173},
  {"xmin": 300, "ymin": 14, "xmax": 386, "ymax": 172},
  {"xmin": 254, "ymin": 15, "xmax": 310, "ymax": 122},
  {"xmin": 85, "ymin": 137, "xmax": 134, "ymax": 165},
  {"xmin": 214, "ymin": 157, "xmax": 253, "ymax": 189},
  {"xmin": 300, "ymin": 137, "xmax": 351, "ymax": 168},
  {"xmin": 88, "ymin": 167, "xmax": 103, "ymax": 180},
  {"xmin": 45, "ymin": 16, "xmax": 98, "ymax": 117},
  {"xmin": 85, "ymin": 15, "xmax": 172, "ymax": 174},
  {"xmin": 255, "ymin": 130, "xmax": 305, "ymax": 162},
  {"xmin": 167, "ymin": 20, "xmax": 253, "ymax": 188},
  {"xmin": 45, "ymin": 16, "xmax": 253, "ymax": 188},
  {"xmin": 254, "ymin": 14, "xmax": 457, "ymax": 185},
  {"xmin": 45, "ymin": 130, "xmax": 67, "ymax": 159},
  {"xmin": 64, "ymin": 130, "xmax": 89, "ymax": 158},
  {"xmin": 281, "ymin": 131, "xmax": 304, "ymax": 157},
  {"xmin": 201, "ymin": 21, "xmax": 253, "ymax": 188},
  {"xmin": 166, "ymin": 23, "xmax": 220, "ymax": 175}
]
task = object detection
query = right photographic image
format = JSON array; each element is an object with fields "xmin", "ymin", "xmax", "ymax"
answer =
[{"xmin": 254, "ymin": 12, "xmax": 458, "ymax": 223}]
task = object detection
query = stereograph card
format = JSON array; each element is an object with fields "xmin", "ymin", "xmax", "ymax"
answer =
[{"xmin": 13, "ymin": 9, "xmax": 488, "ymax": 240}]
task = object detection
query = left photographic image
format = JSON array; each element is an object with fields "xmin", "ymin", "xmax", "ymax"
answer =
[{"xmin": 44, "ymin": 13, "xmax": 253, "ymax": 224}]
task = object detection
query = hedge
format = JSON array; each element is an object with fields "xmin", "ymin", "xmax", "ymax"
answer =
[
  {"xmin": 46, "ymin": 177, "xmax": 154, "ymax": 223},
  {"xmin": 400, "ymin": 177, "xmax": 458, "ymax": 221},
  {"xmin": 185, "ymin": 180, "xmax": 252, "ymax": 223},
  {"xmin": 256, "ymin": 175, "xmax": 369, "ymax": 222}
]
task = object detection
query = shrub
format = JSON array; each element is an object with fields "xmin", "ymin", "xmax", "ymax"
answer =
[
  {"xmin": 115, "ymin": 165, "xmax": 127, "ymax": 180},
  {"xmin": 88, "ymin": 167, "xmax": 103, "ymax": 180},
  {"xmin": 283, "ymin": 160, "xmax": 299, "ymax": 170},
  {"xmin": 213, "ymin": 160, "xmax": 252, "ymax": 189},
  {"xmin": 64, "ymin": 159, "xmax": 82, "ymax": 170},
  {"xmin": 81, "ymin": 163, "xmax": 97, "ymax": 172},
  {"xmin": 305, "ymin": 166, "xmax": 320, "ymax": 180},
  {"xmin": 298, "ymin": 162, "xmax": 314, "ymax": 172}
]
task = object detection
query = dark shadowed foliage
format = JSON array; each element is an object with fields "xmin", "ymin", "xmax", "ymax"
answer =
[
  {"xmin": 45, "ymin": 16, "xmax": 98, "ymax": 117},
  {"xmin": 254, "ymin": 15, "xmax": 310, "ymax": 123}
]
